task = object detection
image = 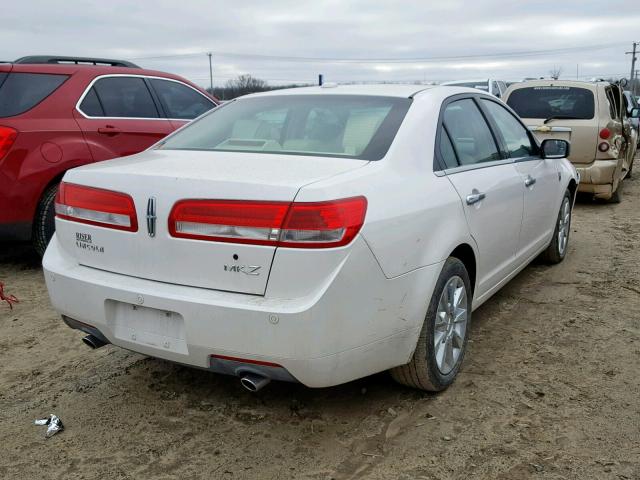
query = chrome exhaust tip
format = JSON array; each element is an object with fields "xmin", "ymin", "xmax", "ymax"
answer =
[
  {"xmin": 240, "ymin": 373, "xmax": 271, "ymax": 392},
  {"xmin": 82, "ymin": 334, "xmax": 107, "ymax": 349}
]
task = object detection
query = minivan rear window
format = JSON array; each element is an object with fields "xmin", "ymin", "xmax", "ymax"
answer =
[
  {"xmin": 506, "ymin": 86, "xmax": 594, "ymax": 120},
  {"xmin": 158, "ymin": 95, "xmax": 411, "ymax": 161},
  {"xmin": 0, "ymin": 73, "xmax": 68, "ymax": 117}
]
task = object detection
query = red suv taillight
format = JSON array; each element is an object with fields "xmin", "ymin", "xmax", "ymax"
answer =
[
  {"xmin": 169, "ymin": 196, "xmax": 367, "ymax": 249},
  {"xmin": 55, "ymin": 182, "xmax": 138, "ymax": 232},
  {"xmin": 0, "ymin": 126, "xmax": 18, "ymax": 160}
]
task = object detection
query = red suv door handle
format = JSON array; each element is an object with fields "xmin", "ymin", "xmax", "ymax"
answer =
[{"xmin": 97, "ymin": 126, "xmax": 122, "ymax": 136}]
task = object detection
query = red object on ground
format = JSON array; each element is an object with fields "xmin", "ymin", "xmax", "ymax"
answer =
[{"xmin": 0, "ymin": 281, "xmax": 19, "ymax": 309}]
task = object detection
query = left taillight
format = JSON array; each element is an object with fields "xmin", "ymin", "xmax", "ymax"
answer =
[
  {"xmin": 0, "ymin": 126, "xmax": 18, "ymax": 160},
  {"xmin": 169, "ymin": 196, "xmax": 367, "ymax": 249},
  {"xmin": 55, "ymin": 182, "xmax": 138, "ymax": 232}
]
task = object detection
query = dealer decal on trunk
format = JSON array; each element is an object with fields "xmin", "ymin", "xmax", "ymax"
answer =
[{"xmin": 75, "ymin": 232, "xmax": 104, "ymax": 253}]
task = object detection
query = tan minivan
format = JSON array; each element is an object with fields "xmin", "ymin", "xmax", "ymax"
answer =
[{"xmin": 504, "ymin": 80, "xmax": 638, "ymax": 202}]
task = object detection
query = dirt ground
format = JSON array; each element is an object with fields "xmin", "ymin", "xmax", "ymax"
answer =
[{"xmin": 1, "ymin": 177, "xmax": 639, "ymax": 480}]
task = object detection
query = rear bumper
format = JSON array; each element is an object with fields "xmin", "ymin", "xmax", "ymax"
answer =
[
  {"xmin": 43, "ymin": 235, "xmax": 440, "ymax": 388},
  {"xmin": 574, "ymin": 159, "xmax": 621, "ymax": 197}
]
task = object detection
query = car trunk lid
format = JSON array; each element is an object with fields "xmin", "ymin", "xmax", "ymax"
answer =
[{"xmin": 55, "ymin": 149, "xmax": 367, "ymax": 295}]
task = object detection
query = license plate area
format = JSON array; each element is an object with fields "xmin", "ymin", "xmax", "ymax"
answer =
[{"xmin": 106, "ymin": 301, "xmax": 188, "ymax": 355}]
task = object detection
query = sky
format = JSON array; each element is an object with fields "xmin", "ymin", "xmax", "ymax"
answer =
[{"xmin": 1, "ymin": 0, "xmax": 639, "ymax": 88}]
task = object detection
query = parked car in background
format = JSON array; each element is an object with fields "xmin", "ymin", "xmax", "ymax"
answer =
[
  {"xmin": 441, "ymin": 79, "xmax": 508, "ymax": 98},
  {"xmin": 622, "ymin": 90, "xmax": 639, "ymax": 140},
  {"xmin": 504, "ymin": 80, "xmax": 638, "ymax": 202},
  {"xmin": 44, "ymin": 85, "xmax": 578, "ymax": 392},
  {"xmin": 0, "ymin": 56, "xmax": 218, "ymax": 255}
]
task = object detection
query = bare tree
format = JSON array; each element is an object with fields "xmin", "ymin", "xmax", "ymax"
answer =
[
  {"xmin": 209, "ymin": 75, "xmax": 307, "ymax": 100},
  {"xmin": 549, "ymin": 66, "xmax": 562, "ymax": 80}
]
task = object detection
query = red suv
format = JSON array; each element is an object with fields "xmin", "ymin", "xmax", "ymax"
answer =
[{"xmin": 0, "ymin": 56, "xmax": 218, "ymax": 255}]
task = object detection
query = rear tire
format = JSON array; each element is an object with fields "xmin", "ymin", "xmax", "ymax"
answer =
[
  {"xmin": 390, "ymin": 257, "xmax": 471, "ymax": 391},
  {"xmin": 625, "ymin": 159, "xmax": 633, "ymax": 179},
  {"xmin": 608, "ymin": 180, "xmax": 623, "ymax": 204},
  {"xmin": 33, "ymin": 183, "xmax": 59, "ymax": 257},
  {"xmin": 540, "ymin": 189, "xmax": 571, "ymax": 264}
]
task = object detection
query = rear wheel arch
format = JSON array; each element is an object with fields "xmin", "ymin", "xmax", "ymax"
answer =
[
  {"xmin": 567, "ymin": 178, "xmax": 578, "ymax": 203},
  {"xmin": 449, "ymin": 243, "xmax": 476, "ymax": 295},
  {"xmin": 32, "ymin": 170, "xmax": 67, "ymax": 256}
]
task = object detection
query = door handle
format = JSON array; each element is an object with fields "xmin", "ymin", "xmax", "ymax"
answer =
[
  {"xmin": 524, "ymin": 175, "xmax": 537, "ymax": 187},
  {"xmin": 466, "ymin": 190, "xmax": 486, "ymax": 205},
  {"xmin": 97, "ymin": 126, "xmax": 122, "ymax": 136}
]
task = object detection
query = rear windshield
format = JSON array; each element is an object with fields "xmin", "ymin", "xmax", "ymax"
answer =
[
  {"xmin": 446, "ymin": 81, "xmax": 489, "ymax": 91},
  {"xmin": 0, "ymin": 72, "xmax": 68, "ymax": 117},
  {"xmin": 507, "ymin": 86, "xmax": 595, "ymax": 120},
  {"xmin": 158, "ymin": 94, "xmax": 411, "ymax": 160}
]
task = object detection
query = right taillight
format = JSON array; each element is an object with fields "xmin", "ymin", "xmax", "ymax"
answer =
[
  {"xmin": 169, "ymin": 196, "xmax": 367, "ymax": 249},
  {"xmin": 598, "ymin": 142, "xmax": 610, "ymax": 152},
  {"xmin": 0, "ymin": 126, "xmax": 17, "ymax": 160},
  {"xmin": 599, "ymin": 128, "xmax": 611, "ymax": 140},
  {"xmin": 55, "ymin": 182, "xmax": 138, "ymax": 231},
  {"xmin": 279, "ymin": 197, "xmax": 368, "ymax": 248}
]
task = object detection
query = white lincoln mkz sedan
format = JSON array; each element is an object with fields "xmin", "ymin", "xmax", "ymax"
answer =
[{"xmin": 44, "ymin": 84, "xmax": 577, "ymax": 392}]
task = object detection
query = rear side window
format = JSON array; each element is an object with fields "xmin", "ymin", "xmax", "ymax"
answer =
[
  {"xmin": 84, "ymin": 77, "xmax": 159, "ymax": 118},
  {"xmin": 439, "ymin": 128, "xmax": 459, "ymax": 169},
  {"xmin": 481, "ymin": 99, "xmax": 534, "ymax": 158},
  {"xmin": 79, "ymin": 88, "xmax": 104, "ymax": 116},
  {"xmin": 0, "ymin": 73, "xmax": 68, "ymax": 117},
  {"xmin": 150, "ymin": 79, "xmax": 214, "ymax": 119},
  {"xmin": 443, "ymin": 99, "xmax": 501, "ymax": 166},
  {"xmin": 506, "ymin": 86, "xmax": 594, "ymax": 120}
]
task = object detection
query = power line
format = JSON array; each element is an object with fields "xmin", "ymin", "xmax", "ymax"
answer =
[{"xmin": 128, "ymin": 41, "xmax": 628, "ymax": 64}]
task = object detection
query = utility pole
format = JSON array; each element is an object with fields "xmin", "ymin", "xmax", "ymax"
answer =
[
  {"xmin": 207, "ymin": 52, "xmax": 213, "ymax": 93},
  {"xmin": 576, "ymin": 64, "xmax": 579, "ymax": 80},
  {"xmin": 626, "ymin": 42, "xmax": 637, "ymax": 88}
]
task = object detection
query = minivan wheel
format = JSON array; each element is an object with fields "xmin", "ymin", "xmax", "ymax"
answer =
[
  {"xmin": 33, "ymin": 183, "xmax": 59, "ymax": 257},
  {"xmin": 624, "ymin": 158, "xmax": 633, "ymax": 179},
  {"xmin": 390, "ymin": 257, "xmax": 471, "ymax": 391},
  {"xmin": 540, "ymin": 189, "xmax": 571, "ymax": 264},
  {"xmin": 608, "ymin": 180, "xmax": 623, "ymax": 204}
]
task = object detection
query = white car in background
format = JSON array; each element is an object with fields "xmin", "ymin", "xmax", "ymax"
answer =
[
  {"xmin": 441, "ymin": 79, "xmax": 508, "ymax": 98},
  {"xmin": 44, "ymin": 85, "xmax": 578, "ymax": 392}
]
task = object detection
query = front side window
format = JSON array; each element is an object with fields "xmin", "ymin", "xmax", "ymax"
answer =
[
  {"xmin": 150, "ymin": 79, "xmax": 215, "ymax": 119},
  {"xmin": 85, "ymin": 77, "xmax": 159, "ymax": 118},
  {"xmin": 158, "ymin": 95, "xmax": 411, "ymax": 160},
  {"xmin": 0, "ymin": 72, "xmax": 68, "ymax": 117},
  {"xmin": 443, "ymin": 98, "xmax": 501, "ymax": 166},
  {"xmin": 482, "ymin": 99, "xmax": 534, "ymax": 158},
  {"xmin": 506, "ymin": 86, "xmax": 595, "ymax": 120}
]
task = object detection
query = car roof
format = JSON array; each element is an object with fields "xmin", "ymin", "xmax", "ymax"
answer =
[
  {"xmin": 441, "ymin": 79, "xmax": 491, "ymax": 85},
  {"xmin": 507, "ymin": 79, "xmax": 608, "ymax": 89},
  {"xmin": 243, "ymin": 83, "xmax": 437, "ymax": 99}
]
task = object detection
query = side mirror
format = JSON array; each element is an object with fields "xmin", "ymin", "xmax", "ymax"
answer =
[
  {"xmin": 541, "ymin": 139, "xmax": 570, "ymax": 159},
  {"xmin": 631, "ymin": 107, "xmax": 640, "ymax": 118}
]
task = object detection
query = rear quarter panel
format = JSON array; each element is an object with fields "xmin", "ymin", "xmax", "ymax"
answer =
[
  {"xmin": 0, "ymin": 71, "xmax": 94, "ymax": 225},
  {"xmin": 294, "ymin": 91, "xmax": 476, "ymax": 280}
]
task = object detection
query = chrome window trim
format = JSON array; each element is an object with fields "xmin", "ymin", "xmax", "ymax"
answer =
[
  {"xmin": 75, "ymin": 74, "xmax": 215, "ymax": 121},
  {"xmin": 434, "ymin": 157, "xmax": 515, "ymax": 177}
]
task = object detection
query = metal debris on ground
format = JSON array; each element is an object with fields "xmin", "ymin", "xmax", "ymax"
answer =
[
  {"xmin": 34, "ymin": 414, "xmax": 64, "ymax": 438},
  {"xmin": 0, "ymin": 282, "xmax": 19, "ymax": 309}
]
